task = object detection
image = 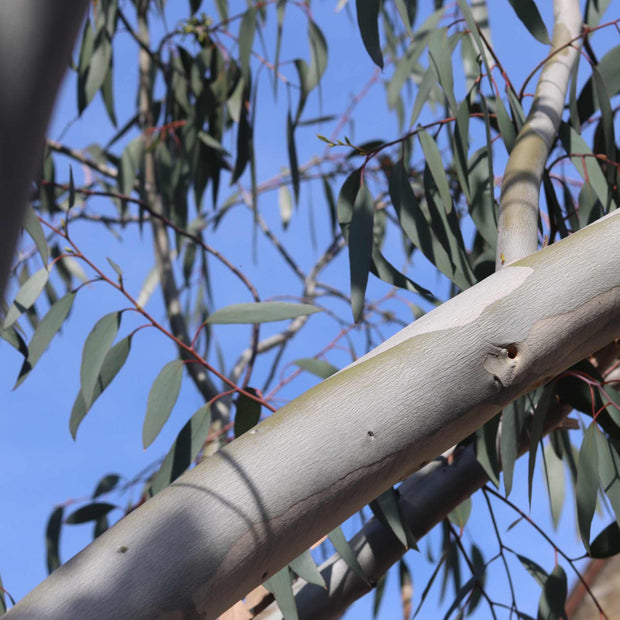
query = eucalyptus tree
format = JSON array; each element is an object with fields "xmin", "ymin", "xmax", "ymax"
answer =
[{"xmin": 1, "ymin": 1, "xmax": 619, "ymax": 619}]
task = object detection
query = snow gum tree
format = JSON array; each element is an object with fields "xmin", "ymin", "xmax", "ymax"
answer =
[{"xmin": 1, "ymin": 0, "xmax": 619, "ymax": 618}]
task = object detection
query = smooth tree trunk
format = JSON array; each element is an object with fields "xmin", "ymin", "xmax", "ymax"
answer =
[{"xmin": 7, "ymin": 209, "xmax": 620, "ymax": 619}]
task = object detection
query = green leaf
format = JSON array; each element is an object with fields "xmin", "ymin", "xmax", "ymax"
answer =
[
  {"xmin": 543, "ymin": 442, "xmax": 566, "ymax": 530},
  {"xmin": 395, "ymin": 0, "xmax": 415, "ymax": 38},
  {"xmin": 293, "ymin": 358, "xmax": 339, "ymax": 379},
  {"xmin": 517, "ymin": 554, "xmax": 547, "ymax": 587},
  {"xmin": 93, "ymin": 474, "xmax": 121, "ymax": 498},
  {"xmin": 409, "ymin": 67, "xmax": 436, "ymax": 127},
  {"xmin": 595, "ymin": 432, "xmax": 620, "ymax": 527},
  {"xmin": 70, "ymin": 335, "xmax": 132, "ymax": 438},
  {"xmin": 328, "ymin": 526, "xmax": 368, "ymax": 584},
  {"xmin": 500, "ymin": 399, "xmax": 527, "ymax": 496},
  {"xmin": 348, "ymin": 181, "xmax": 374, "ymax": 323},
  {"xmin": 85, "ymin": 31, "xmax": 112, "ymax": 108},
  {"xmin": 106, "ymin": 257, "xmax": 123, "ymax": 278},
  {"xmin": 448, "ymin": 497, "xmax": 472, "ymax": 530},
  {"xmin": 475, "ymin": 414, "xmax": 501, "ymax": 488},
  {"xmin": 506, "ymin": 0, "xmax": 550, "ymax": 44},
  {"xmin": 278, "ymin": 185, "xmax": 293, "ymax": 229},
  {"xmin": 22, "ymin": 205, "xmax": 49, "ymax": 265},
  {"xmin": 287, "ymin": 112, "xmax": 300, "ymax": 203},
  {"xmin": 264, "ymin": 567, "xmax": 298, "ymax": 620},
  {"xmin": 80, "ymin": 311, "xmax": 121, "ymax": 410},
  {"xmin": 306, "ymin": 21, "xmax": 328, "ymax": 91},
  {"xmin": 234, "ymin": 387, "xmax": 261, "ymax": 438},
  {"xmin": 118, "ymin": 136, "xmax": 143, "ymax": 197},
  {"xmin": 370, "ymin": 487, "xmax": 415, "ymax": 550},
  {"xmin": 143, "ymin": 360, "xmax": 184, "ymax": 449},
  {"xmin": 428, "ymin": 28, "xmax": 457, "ymax": 115},
  {"xmin": 15, "ymin": 292, "xmax": 76, "ymax": 388},
  {"xmin": 66, "ymin": 502, "xmax": 116, "ymax": 524},
  {"xmin": 4, "ymin": 268, "xmax": 49, "ymax": 329},
  {"xmin": 46, "ymin": 506, "xmax": 63, "ymax": 574},
  {"xmin": 355, "ymin": 0, "xmax": 383, "ymax": 68},
  {"xmin": 578, "ymin": 45, "xmax": 620, "ymax": 123},
  {"xmin": 68, "ymin": 166, "xmax": 75, "ymax": 209},
  {"xmin": 289, "ymin": 549, "xmax": 326, "ymax": 588},
  {"xmin": 238, "ymin": 7, "xmax": 256, "ymax": 80},
  {"xmin": 370, "ymin": 245, "xmax": 434, "ymax": 300},
  {"xmin": 418, "ymin": 129, "xmax": 453, "ymax": 213},
  {"xmin": 528, "ymin": 386, "xmax": 553, "ymax": 504},
  {"xmin": 206, "ymin": 301, "xmax": 321, "ymax": 324},
  {"xmin": 0, "ymin": 324, "xmax": 28, "ymax": 357},
  {"xmin": 456, "ymin": 0, "xmax": 492, "ymax": 90},
  {"xmin": 537, "ymin": 565, "xmax": 567, "ymax": 620},
  {"xmin": 149, "ymin": 403, "xmax": 211, "ymax": 496},
  {"xmin": 576, "ymin": 423, "xmax": 599, "ymax": 553},
  {"xmin": 590, "ymin": 521, "xmax": 620, "ymax": 558}
]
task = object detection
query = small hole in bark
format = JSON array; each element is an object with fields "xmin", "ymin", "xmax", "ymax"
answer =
[
  {"xmin": 367, "ymin": 430, "xmax": 375, "ymax": 438},
  {"xmin": 506, "ymin": 344, "xmax": 518, "ymax": 359},
  {"xmin": 261, "ymin": 572, "xmax": 268, "ymax": 580}
]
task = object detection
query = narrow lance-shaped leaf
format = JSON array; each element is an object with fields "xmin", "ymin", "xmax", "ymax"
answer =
[
  {"xmin": 15, "ymin": 292, "xmax": 76, "ymax": 388},
  {"xmin": 506, "ymin": 0, "xmax": 550, "ymax": 44},
  {"xmin": 143, "ymin": 360, "xmax": 184, "ymax": 449},
  {"xmin": 537, "ymin": 565, "xmax": 567, "ymax": 620},
  {"xmin": 80, "ymin": 311, "xmax": 121, "ymax": 410},
  {"xmin": 418, "ymin": 130, "xmax": 453, "ymax": 214},
  {"xmin": 206, "ymin": 302, "xmax": 321, "ymax": 324},
  {"xmin": 66, "ymin": 502, "xmax": 117, "ymax": 524},
  {"xmin": 288, "ymin": 550, "xmax": 326, "ymax": 588},
  {"xmin": 46, "ymin": 506, "xmax": 63, "ymax": 574},
  {"xmin": 238, "ymin": 7, "xmax": 256, "ymax": 80},
  {"xmin": 234, "ymin": 387, "xmax": 262, "ymax": 438},
  {"xmin": 355, "ymin": 0, "xmax": 383, "ymax": 69},
  {"xmin": 287, "ymin": 112, "xmax": 300, "ymax": 203},
  {"xmin": 576, "ymin": 423, "xmax": 599, "ymax": 552},
  {"xmin": 348, "ymin": 181, "xmax": 374, "ymax": 323},
  {"xmin": 528, "ymin": 386, "xmax": 553, "ymax": 504},
  {"xmin": 328, "ymin": 526, "xmax": 369, "ymax": 584},
  {"xmin": 263, "ymin": 567, "xmax": 298, "ymax": 620},
  {"xmin": 306, "ymin": 21, "xmax": 328, "ymax": 90},
  {"xmin": 23, "ymin": 204, "xmax": 49, "ymax": 265},
  {"xmin": 590, "ymin": 521, "xmax": 620, "ymax": 558},
  {"xmin": 149, "ymin": 403, "xmax": 211, "ymax": 496},
  {"xmin": 4, "ymin": 268, "xmax": 49, "ymax": 329},
  {"xmin": 293, "ymin": 358, "xmax": 339, "ymax": 379},
  {"xmin": 70, "ymin": 335, "xmax": 133, "ymax": 438}
]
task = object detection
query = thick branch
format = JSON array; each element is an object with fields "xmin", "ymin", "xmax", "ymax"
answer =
[
  {"xmin": 7, "ymin": 210, "xmax": 620, "ymax": 620},
  {"xmin": 496, "ymin": 0, "xmax": 582, "ymax": 268},
  {"xmin": 0, "ymin": 1, "xmax": 89, "ymax": 297}
]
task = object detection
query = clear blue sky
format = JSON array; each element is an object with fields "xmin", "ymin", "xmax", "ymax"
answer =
[{"xmin": 0, "ymin": 1, "xmax": 616, "ymax": 618}]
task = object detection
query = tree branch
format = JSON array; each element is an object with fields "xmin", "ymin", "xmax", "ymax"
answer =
[{"xmin": 496, "ymin": 0, "xmax": 582, "ymax": 268}]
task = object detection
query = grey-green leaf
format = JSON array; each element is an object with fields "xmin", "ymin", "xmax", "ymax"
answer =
[
  {"xmin": 46, "ymin": 506, "xmax": 63, "ymax": 574},
  {"xmin": 23, "ymin": 205, "xmax": 48, "ymax": 265},
  {"xmin": 80, "ymin": 311, "xmax": 121, "ymax": 410},
  {"xmin": 328, "ymin": 526, "xmax": 368, "ymax": 584},
  {"xmin": 143, "ymin": 360, "xmax": 184, "ymax": 448},
  {"xmin": 349, "ymin": 182, "xmax": 374, "ymax": 323},
  {"xmin": 506, "ymin": 0, "xmax": 550, "ymax": 45},
  {"xmin": 206, "ymin": 302, "xmax": 321, "ymax": 324},
  {"xmin": 289, "ymin": 549, "xmax": 326, "ymax": 588},
  {"xmin": 70, "ymin": 335, "xmax": 132, "ymax": 438},
  {"xmin": 590, "ymin": 521, "xmax": 620, "ymax": 558},
  {"xmin": 355, "ymin": 0, "xmax": 383, "ymax": 69},
  {"xmin": 576, "ymin": 423, "xmax": 599, "ymax": 553},
  {"xmin": 293, "ymin": 358, "xmax": 339, "ymax": 379},
  {"xmin": 234, "ymin": 387, "xmax": 262, "ymax": 438},
  {"xmin": 65, "ymin": 502, "xmax": 116, "ymax": 524},
  {"xmin": 15, "ymin": 292, "xmax": 76, "ymax": 388},
  {"xmin": 4, "ymin": 268, "xmax": 49, "ymax": 329},
  {"xmin": 263, "ymin": 567, "xmax": 298, "ymax": 620}
]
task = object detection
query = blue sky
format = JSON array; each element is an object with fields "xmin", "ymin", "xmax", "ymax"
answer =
[{"xmin": 1, "ymin": 1, "xmax": 617, "ymax": 618}]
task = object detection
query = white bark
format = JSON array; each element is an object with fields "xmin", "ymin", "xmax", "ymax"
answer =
[
  {"xmin": 496, "ymin": 0, "xmax": 582, "ymax": 267},
  {"xmin": 0, "ymin": 1, "xmax": 89, "ymax": 297},
  {"xmin": 7, "ymin": 209, "xmax": 620, "ymax": 620}
]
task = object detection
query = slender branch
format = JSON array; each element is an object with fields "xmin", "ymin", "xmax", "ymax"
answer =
[{"xmin": 496, "ymin": 0, "xmax": 582, "ymax": 268}]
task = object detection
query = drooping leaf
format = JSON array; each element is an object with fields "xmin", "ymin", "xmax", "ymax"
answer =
[
  {"xmin": 46, "ymin": 506, "xmax": 63, "ymax": 574},
  {"xmin": 595, "ymin": 432, "xmax": 620, "ymax": 527},
  {"xmin": 80, "ymin": 311, "xmax": 121, "ymax": 410},
  {"xmin": 22, "ymin": 205, "xmax": 49, "ymax": 265},
  {"xmin": 149, "ymin": 403, "xmax": 211, "ymax": 496},
  {"xmin": 238, "ymin": 7, "xmax": 257, "ymax": 80},
  {"xmin": 263, "ymin": 567, "xmax": 298, "ymax": 620},
  {"xmin": 4, "ymin": 268, "xmax": 49, "ymax": 329},
  {"xmin": 15, "ymin": 292, "xmax": 76, "ymax": 388},
  {"xmin": 475, "ymin": 414, "xmax": 501, "ymax": 488},
  {"xmin": 93, "ymin": 474, "xmax": 121, "ymax": 498},
  {"xmin": 355, "ymin": 0, "xmax": 383, "ymax": 68},
  {"xmin": 543, "ymin": 442, "xmax": 566, "ymax": 530},
  {"xmin": 234, "ymin": 387, "xmax": 262, "ymax": 438},
  {"xmin": 537, "ymin": 565, "xmax": 567, "ymax": 620},
  {"xmin": 289, "ymin": 549, "xmax": 326, "ymax": 588},
  {"xmin": 577, "ymin": 45, "xmax": 620, "ymax": 124},
  {"xmin": 590, "ymin": 521, "xmax": 620, "ymax": 558},
  {"xmin": 142, "ymin": 360, "xmax": 184, "ymax": 448},
  {"xmin": 418, "ymin": 130, "xmax": 453, "ymax": 213},
  {"xmin": 206, "ymin": 302, "xmax": 321, "ymax": 324},
  {"xmin": 328, "ymin": 526, "xmax": 369, "ymax": 584},
  {"xmin": 428, "ymin": 28, "xmax": 457, "ymax": 115},
  {"xmin": 370, "ymin": 487, "xmax": 416, "ymax": 550},
  {"xmin": 279, "ymin": 185, "xmax": 293, "ymax": 229},
  {"xmin": 70, "ymin": 335, "xmax": 132, "ymax": 438},
  {"xmin": 576, "ymin": 423, "xmax": 599, "ymax": 552},
  {"xmin": 287, "ymin": 112, "xmax": 300, "ymax": 203},
  {"xmin": 66, "ymin": 502, "xmax": 116, "ymax": 524},
  {"xmin": 373, "ymin": 573, "xmax": 387, "ymax": 618},
  {"xmin": 306, "ymin": 21, "xmax": 328, "ymax": 91},
  {"xmin": 517, "ymin": 554, "xmax": 548, "ymax": 587},
  {"xmin": 500, "ymin": 398, "xmax": 527, "ymax": 496},
  {"xmin": 525, "ymin": 386, "xmax": 552, "ymax": 503},
  {"xmin": 448, "ymin": 497, "xmax": 472, "ymax": 530},
  {"xmin": 506, "ymin": 0, "xmax": 550, "ymax": 44},
  {"xmin": 348, "ymin": 181, "xmax": 375, "ymax": 323},
  {"xmin": 293, "ymin": 358, "xmax": 339, "ymax": 379}
]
